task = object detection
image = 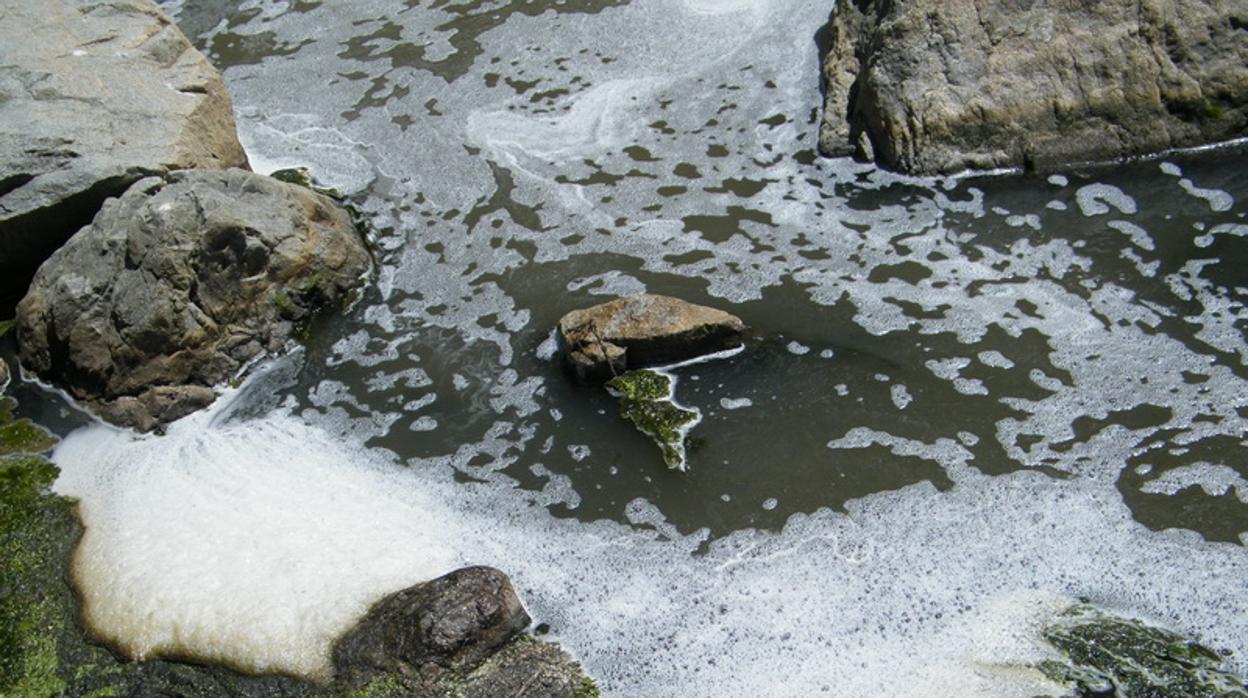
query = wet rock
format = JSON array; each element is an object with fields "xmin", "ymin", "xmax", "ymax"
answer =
[
  {"xmin": 606, "ymin": 369, "xmax": 700, "ymax": 471},
  {"xmin": 819, "ymin": 0, "xmax": 1248, "ymax": 174},
  {"xmin": 16, "ymin": 168, "xmax": 370, "ymax": 431},
  {"xmin": 1039, "ymin": 604, "xmax": 1247, "ymax": 697},
  {"xmin": 558, "ymin": 294, "xmax": 745, "ymax": 382},
  {"xmin": 0, "ymin": 359, "xmax": 8, "ymax": 395},
  {"xmin": 333, "ymin": 566, "xmax": 591, "ymax": 696},
  {"xmin": 0, "ymin": 0, "xmax": 249, "ymax": 304}
]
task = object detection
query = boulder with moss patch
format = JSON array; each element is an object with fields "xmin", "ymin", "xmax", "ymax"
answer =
[{"xmin": 16, "ymin": 168, "xmax": 371, "ymax": 431}]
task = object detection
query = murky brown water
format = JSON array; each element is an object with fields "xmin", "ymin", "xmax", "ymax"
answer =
[{"xmin": 21, "ymin": 0, "xmax": 1248, "ymax": 694}]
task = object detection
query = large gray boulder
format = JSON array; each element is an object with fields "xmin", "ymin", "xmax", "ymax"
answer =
[
  {"xmin": 558, "ymin": 294, "xmax": 746, "ymax": 382},
  {"xmin": 333, "ymin": 566, "xmax": 592, "ymax": 697},
  {"xmin": 16, "ymin": 168, "xmax": 370, "ymax": 431},
  {"xmin": 0, "ymin": 0, "xmax": 249, "ymax": 303},
  {"xmin": 819, "ymin": 0, "xmax": 1248, "ymax": 174}
]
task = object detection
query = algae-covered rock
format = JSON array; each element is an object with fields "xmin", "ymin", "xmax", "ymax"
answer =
[
  {"xmin": 1039, "ymin": 605, "xmax": 1248, "ymax": 697},
  {"xmin": 0, "ymin": 397, "xmax": 56, "ymax": 457},
  {"xmin": 606, "ymin": 369, "xmax": 701, "ymax": 471}
]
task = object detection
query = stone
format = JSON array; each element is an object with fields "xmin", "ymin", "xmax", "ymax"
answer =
[
  {"xmin": 15, "ymin": 168, "xmax": 370, "ymax": 431},
  {"xmin": 333, "ymin": 566, "xmax": 531, "ymax": 686},
  {"xmin": 818, "ymin": 0, "xmax": 1248, "ymax": 174},
  {"xmin": 0, "ymin": 359, "xmax": 8, "ymax": 395},
  {"xmin": 558, "ymin": 294, "xmax": 745, "ymax": 382},
  {"xmin": 0, "ymin": 0, "xmax": 249, "ymax": 305},
  {"xmin": 1039, "ymin": 604, "xmax": 1247, "ymax": 697}
]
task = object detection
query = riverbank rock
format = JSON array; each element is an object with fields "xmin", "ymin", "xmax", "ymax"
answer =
[
  {"xmin": 16, "ymin": 168, "xmax": 370, "ymax": 431},
  {"xmin": 818, "ymin": 0, "xmax": 1248, "ymax": 174},
  {"xmin": 333, "ymin": 566, "xmax": 592, "ymax": 697},
  {"xmin": 0, "ymin": 0, "xmax": 248, "ymax": 307},
  {"xmin": 558, "ymin": 294, "xmax": 745, "ymax": 382}
]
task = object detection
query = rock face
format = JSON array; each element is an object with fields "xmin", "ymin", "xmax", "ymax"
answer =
[
  {"xmin": 16, "ymin": 168, "xmax": 370, "ymax": 431},
  {"xmin": 0, "ymin": 0, "xmax": 249, "ymax": 304},
  {"xmin": 819, "ymin": 0, "xmax": 1248, "ymax": 174},
  {"xmin": 333, "ymin": 566, "xmax": 591, "ymax": 697},
  {"xmin": 558, "ymin": 294, "xmax": 745, "ymax": 382}
]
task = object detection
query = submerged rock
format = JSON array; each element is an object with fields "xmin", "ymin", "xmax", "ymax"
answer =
[
  {"xmin": 606, "ymin": 369, "xmax": 701, "ymax": 471},
  {"xmin": 0, "ymin": 0, "xmax": 249, "ymax": 304},
  {"xmin": 334, "ymin": 566, "xmax": 591, "ymax": 697},
  {"xmin": 558, "ymin": 294, "xmax": 745, "ymax": 382},
  {"xmin": 1040, "ymin": 605, "xmax": 1248, "ymax": 697},
  {"xmin": 16, "ymin": 168, "xmax": 371, "ymax": 431},
  {"xmin": 819, "ymin": 0, "xmax": 1248, "ymax": 174}
]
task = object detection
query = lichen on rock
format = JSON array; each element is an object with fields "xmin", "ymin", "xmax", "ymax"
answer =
[
  {"xmin": 606, "ymin": 369, "xmax": 701, "ymax": 471},
  {"xmin": 1039, "ymin": 604, "xmax": 1248, "ymax": 697}
]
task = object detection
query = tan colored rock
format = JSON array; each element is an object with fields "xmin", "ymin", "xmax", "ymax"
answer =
[
  {"xmin": 819, "ymin": 0, "xmax": 1248, "ymax": 174},
  {"xmin": 558, "ymin": 294, "xmax": 745, "ymax": 382},
  {"xmin": 0, "ymin": 0, "xmax": 249, "ymax": 301},
  {"xmin": 16, "ymin": 169, "xmax": 370, "ymax": 431}
]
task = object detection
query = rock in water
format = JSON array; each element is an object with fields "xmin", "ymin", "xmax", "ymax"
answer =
[
  {"xmin": 333, "ymin": 566, "xmax": 592, "ymax": 696},
  {"xmin": 606, "ymin": 369, "xmax": 701, "ymax": 471},
  {"xmin": 0, "ymin": 0, "xmax": 249, "ymax": 303},
  {"xmin": 1039, "ymin": 604, "xmax": 1248, "ymax": 696},
  {"xmin": 558, "ymin": 294, "xmax": 745, "ymax": 382},
  {"xmin": 16, "ymin": 169, "xmax": 370, "ymax": 431},
  {"xmin": 819, "ymin": 0, "xmax": 1248, "ymax": 174}
]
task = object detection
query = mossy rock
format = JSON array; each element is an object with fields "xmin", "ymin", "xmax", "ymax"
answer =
[
  {"xmin": 606, "ymin": 370, "xmax": 700, "ymax": 470},
  {"xmin": 0, "ymin": 397, "xmax": 57, "ymax": 456},
  {"xmin": 1039, "ymin": 605, "xmax": 1248, "ymax": 697}
]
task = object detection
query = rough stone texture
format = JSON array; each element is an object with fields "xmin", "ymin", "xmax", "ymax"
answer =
[
  {"xmin": 0, "ymin": 359, "xmax": 8, "ymax": 395},
  {"xmin": 0, "ymin": 0, "xmax": 249, "ymax": 305},
  {"xmin": 16, "ymin": 168, "xmax": 370, "ymax": 431},
  {"xmin": 558, "ymin": 294, "xmax": 746, "ymax": 382},
  {"xmin": 333, "ymin": 566, "xmax": 590, "ymax": 697},
  {"xmin": 819, "ymin": 0, "xmax": 1248, "ymax": 174}
]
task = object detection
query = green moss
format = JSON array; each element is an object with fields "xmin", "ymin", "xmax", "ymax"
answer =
[
  {"xmin": 573, "ymin": 677, "xmax": 602, "ymax": 698},
  {"xmin": 1039, "ymin": 605, "xmax": 1247, "ymax": 697},
  {"xmin": 270, "ymin": 167, "xmax": 315, "ymax": 189},
  {"xmin": 1203, "ymin": 99, "xmax": 1225, "ymax": 120},
  {"xmin": 0, "ymin": 397, "xmax": 58, "ymax": 457},
  {"xmin": 0, "ymin": 320, "xmax": 13, "ymax": 338},
  {"xmin": 606, "ymin": 370, "xmax": 700, "ymax": 470}
]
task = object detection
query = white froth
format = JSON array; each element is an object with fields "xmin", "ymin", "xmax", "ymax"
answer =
[
  {"xmin": 52, "ymin": 409, "xmax": 465, "ymax": 679},
  {"xmin": 52, "ymin": 408, "xmax": 1248, "ymax": 694}
]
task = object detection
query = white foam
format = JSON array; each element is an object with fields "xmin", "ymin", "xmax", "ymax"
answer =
[{"xmin": 52, "ymin": 407, "xmax": 1248, "ymax": 693}]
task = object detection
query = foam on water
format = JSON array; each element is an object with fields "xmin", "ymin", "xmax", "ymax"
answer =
[{"xmin": 52, "ymin": 386, "xmax": 1248, "ymax": 694}]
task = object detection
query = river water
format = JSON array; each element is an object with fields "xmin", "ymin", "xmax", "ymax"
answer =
[{"xmin": 25, "ymin": 0, "xmax": 1248, "ymax": 695}]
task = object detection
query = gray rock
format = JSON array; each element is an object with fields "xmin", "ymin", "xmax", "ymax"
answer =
[
  {"xmin": 558, "ymin": 294, "xmax": 745, "ymax": 382},
  {"xmin": 16, "ymin": 168, "xmax": 370, "ymax": 431},
  {"xmin": 819, "ymin": 0, "xmax": 1248, "ymax": 174},
  {"xmin": 0, "ymin": 358, "xmax": 8, "ymax": 394},
  {"xmin": 0, "ymin": 0, "xmax": 248, "ymax": 302},
  {"xmin": 333, "ymin": 566, "xmax": 592, "ymax": 697}
]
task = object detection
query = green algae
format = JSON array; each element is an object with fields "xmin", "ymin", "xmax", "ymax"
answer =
[
  {"xmin": 0, "ymin": 320, "xmax": 13, "ymax": 338},
  {"xmin": 606, "ymin": 370, "xmax": 700, "ymax": 471},
  {"xmin": 1039, "ymin": 605, "xmax": 1248, "ymax": 697},
  {"xmin": 0, "ymin": 398, "xmax": 57, "ymax": 457}
]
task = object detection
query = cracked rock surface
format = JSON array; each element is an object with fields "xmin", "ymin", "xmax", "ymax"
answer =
[
  {"xmin": 819, "ymin": 0, "xmax": 1248, "ymax": 174},
  {"xmin": 16, "ymin": 168, "xmax": 370, "ymax": 431},
  {"xmin": 0, "ymin": 0, "xmax": 249, "ymax": 303}
]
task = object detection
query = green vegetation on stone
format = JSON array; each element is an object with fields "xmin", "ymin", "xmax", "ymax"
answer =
[
  {"xmin": 0, "ymin": 397, "xmax": 57, "ymax": 456},
  {"xmin": 1039, "ymin": 605, "xmax": 1248, "ymax": 697},
  {"xmin": 606, "ymin": 370, "xmax": 700, "ymax": 470},
  {"xmin": 0, "ymin": 320, "xmax": 13, "ymax": 338},
  {"xmin": 574, "ymin": 677, "xmax": 602, "ymax": 698}
]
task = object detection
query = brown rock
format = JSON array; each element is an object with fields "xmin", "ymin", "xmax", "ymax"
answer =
[
  {"xmin": 16, "ymin": 169, "xmax": 370, "ymax": 430},
  {"xmin": 819, "ymin": 0, "xmax": 1248, "ymax": 174},
  {"xmin": 558, "ymin": 294, "xmax": 745, "ymax": 382}
]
